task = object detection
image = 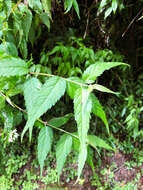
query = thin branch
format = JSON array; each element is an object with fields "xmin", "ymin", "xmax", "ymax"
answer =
[
  {"xmin": 83, "ymin": 10, "xmax": 90, "ymax": 39},
  {"xmin": 29, "ymin": 72, "xmax": 88, "ymax": 87},
  {"xmin": 122, "ymin": 8, "xmax": 143, "ymax": 37},
  {"xmin": 0, "ymin": 90, "xmax": 78, "ymax": 139}
]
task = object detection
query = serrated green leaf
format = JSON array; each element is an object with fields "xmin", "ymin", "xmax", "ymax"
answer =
[
  {"xmin": 38, "ymin": 126, "xmax": 53, "ymax": 176},
  {"xmin": 48, "ymin": 113, "xmax": 73, "ymax": 128},
  {"xmin": 74, "ymin": 87, "xmax": 92, "ymax": 180},
  {"xmin": 56, "ymin": 134, "xmax": 72, "ymax": 179},
  {"xmin": 87, "ymin": 135, "xmax": 113, "ymax": 150},
  {"xmin": 22, "ymin": 76, "xmax": 66, "ymax": 141},
  {"xmin": 82, "ymin": 62, "xmax": 128, "ymax": 83},
  {"xmin": 93, "ymin": 84, "xmax": 118, "ymax": 94},
  {"xmin": 91, "ymin": 94, "xmax": 109, "ymax": 134},
  {"xmin": 0, "ymin": 56, "xmax": 29, "ymax": 77}
]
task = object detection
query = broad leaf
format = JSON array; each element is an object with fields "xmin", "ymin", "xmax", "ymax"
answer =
[
  {"xmin": 0, "ymin": 56, "xmax": 29, "ymax": 76},
  {"xmin": 74, "ymin": 87, "xmax": 92, "ymax": 180},
  {"xmin": 91, "ymin": 94, "xmax": 109, "ymax": 133},
  {"xmin": 48, "ymin": 113, "xmax": 73, "ymax": 128},
  {"xmin": 87, "ymin": 135, "xmax": 113, "ymax": 150},
  {"xmin": 22, "ymin": 76, "xmax": 66, "ymax": 141},
  {"xmin": 38, "ymin": 126, "xmax": 53, "ymax": 175},
  {"xmin": 56, "ymin": 134, "xmax": 72, "ymax": 179},
  {"xmin": 82, "ymin": 62, "xmax": 128, "ymax": 83}
]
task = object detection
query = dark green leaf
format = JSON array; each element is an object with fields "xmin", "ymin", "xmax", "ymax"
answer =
[
  {"xmin": 87, "ymin": 135, "xmax": 113, "ymax": 150},
  {"xmin": 38, "ymin": 126, "xmax": 53, "ymax": 175},
  {"xmin": 56, "ymin": 134, "xmax": 72, "ymax": 179},
  {"xmin": 48, "ymin": 113, "xmax": 73, "ymax": 128}
]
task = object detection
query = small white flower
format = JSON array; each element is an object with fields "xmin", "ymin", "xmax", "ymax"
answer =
[{"xmin": 8, "ymin": 129, "xmax": 19, "ymax": 143}]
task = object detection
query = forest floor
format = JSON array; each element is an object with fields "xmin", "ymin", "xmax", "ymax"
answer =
[{"xmin": 13, "ymin": 150, "xmax": 143, "ymax": 190}]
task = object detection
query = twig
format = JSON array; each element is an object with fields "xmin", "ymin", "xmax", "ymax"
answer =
[
  {"xmin": 29, "ymin": 72, "xmax": 88, "ymax": 87},
  {"xmin": 122, "ymin": 8, "xmax": 143, "ymax": 37},
  {"xmin": 83, "ymin": 10, "xmax": 90, "ymax": 39},
  {"xmin": 0, "ymin": 90, "xmax": 78, "ymax": 139}
]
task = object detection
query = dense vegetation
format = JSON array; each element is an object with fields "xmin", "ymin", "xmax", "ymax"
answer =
[{"xmin": 0, "ymin": 0, "xmax": 143, "ymax": 189}]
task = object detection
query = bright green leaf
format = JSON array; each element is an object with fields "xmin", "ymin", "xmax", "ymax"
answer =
[
  {"xmin": 22, "ymin": 76, "xmax": 66, "ymax": 141},
  {"xmin": 74, "ymin": 87, "xmax": 92, "ymax": 180},
  {"xmin": 56, "ymin": 134, "xmax": 72, "ymax": 179},
  {"xmin": 73, "ymin": 0, "xmax": 80, "ymax": 19},
  {"xmin": 82, "ymin": 62, "xmax": 128, "ymax": 83},
  {"xmin": 64, "ymin": 0, "xmax": 73, "ymax": 13},
  {"xmin": 104, "ymin": 7, "xmax": 112, "ymax": 19},
  {"xmin": 38, "ymin": 126, "xmax": 53, "ymax": 176},
  {"xmin": 112, "ymin": 0, "xmax": 118, "ymax": 13},
  {"xmin": 0, "ymin": 56, "xmax": 29, "ymax": 77}
]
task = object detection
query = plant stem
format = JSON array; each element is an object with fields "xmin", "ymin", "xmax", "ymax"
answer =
[
  {"xmin": 29, "ymin": 72, "xmax": 88, "ymax": 87},
  {"xmin": 0, "ymin": 90, "xmax": 78, "ymax": 139}
]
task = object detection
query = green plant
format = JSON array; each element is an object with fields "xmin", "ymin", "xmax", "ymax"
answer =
[{"xmin": 0, "ymin": 0, "xmax": 129, "ymax": 183}]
